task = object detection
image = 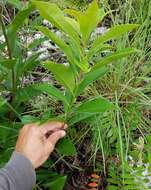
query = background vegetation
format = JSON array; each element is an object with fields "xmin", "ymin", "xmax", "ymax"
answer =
[{"xmin": 0, "ymin": 0, "xmax": 151, "ymax": 190}]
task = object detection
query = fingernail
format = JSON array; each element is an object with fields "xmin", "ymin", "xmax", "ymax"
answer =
[
  {"xmin": 60, "ymin": 130, "xmax": 66, "ymax": 138},
  {"xmin": 64, "ymin": 124, "xmax": 68, "ymax": 129}
]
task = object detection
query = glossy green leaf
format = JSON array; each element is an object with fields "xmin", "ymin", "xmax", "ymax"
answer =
[
  {"xmin": 76, "ymin": 96, "xmax": 113, "ymax": 113},
  {"xmin": 28, "ymin": 37, "xmax": 47, "ymax": 50},
  {"xmin": 91, "ymin": 24, "xmax": 139, "ymax": 52},
  {"xmin": 44, "ymin": 61, "xmax": 76, "ymax": 93},
  {"xmin": 92, "ymin": 48, "xmax": 139, "ymax": 70},
  {"xmin": 64, "ymin": 9, "xmax": 80, "ymax": 20},
  {"xmin": 56, "ymin": 138, "xmax": 76, "ymax": 156},
  {"xmin": 77, "ymin": 66, "xmax": 108, "ymax": 95}
]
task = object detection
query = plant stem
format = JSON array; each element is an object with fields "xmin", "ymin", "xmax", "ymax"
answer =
[{"xmin": 0, "ymin": 8, "xmax": 16, "ymax": 120}]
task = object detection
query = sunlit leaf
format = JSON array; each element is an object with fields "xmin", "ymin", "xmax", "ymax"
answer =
[
  {"xmin": 76, "ymin": 96, "xmax": 113, "ymax": 113},
  {"xmin": 44, "ymin": 61, "xmax": 76, "ymax": 93},
  {"xmin": 90, "ymin": 24, "xmax": 139, "ymax": 53},
  {"xmin": 65, "ymin": 0, "xmax": 106, "ymax": 44},
  {"xmin": 32, "ymin": 0, "xmax": 80, "ymax": 47},
  {"xmin": 77, "ymin": 66, "xmax": 108, "ymax": 95}
]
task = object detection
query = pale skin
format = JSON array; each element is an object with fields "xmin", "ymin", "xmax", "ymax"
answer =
[{"xmin": 15, "ymin": 121, "xmax": 68, "ymax": 169}]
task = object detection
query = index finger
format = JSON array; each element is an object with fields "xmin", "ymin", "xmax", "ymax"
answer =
[{"xmin": 40, "ymin": 121, "xmax": 68, "ymax": 135}]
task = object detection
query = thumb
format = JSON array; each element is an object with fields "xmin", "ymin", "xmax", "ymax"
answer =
[{"xmin": 45, "ymin": 130, "xmax": 66, "ymax": 154}]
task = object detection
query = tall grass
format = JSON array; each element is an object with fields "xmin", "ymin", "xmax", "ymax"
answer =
[{"xmin": 89, "ymin": 0, "xmax": 151, "ymax": 188}]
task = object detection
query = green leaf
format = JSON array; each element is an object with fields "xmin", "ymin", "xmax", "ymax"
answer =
[
  {"xmin": 7, "ymin": 5, "xmax": 33, "ymax": 51},
  {"xmin": 92, "ymin": 48, "xmax": 139, "ymax": 70},
  {"xmin": 36, "ymin": 26, "xmax": 87, "ymax": 71},
  {"xmin": 32, "ymin": 1, "xmax": 80, "ymax": 47},
  {"xmin": 65, "ymin": 1, "xmax": 106, "ymax": 44},
  {"xmin": 8, "ymin": 6, "xmax": 33, "ymax": 33},
  {"xmin": 15, "ymin": 83, "xmax": 68, "ymax": 105},
  {"xmin": 33, "ymin": 83, "xmax": 69, "ymax": 106},
  {"xmin": 21, "ymin": 115, "xmax": 38, "ymax": 125},
  {"xmin": 79, "ymin": 0, "xmax": 105, "ymax": 43},
  {"xmin": 65, "ymin": 17, "xmax": 80, "ymax": 36},
  {"xmin": 68, "ymin": 112, "xmax": 95, "ymax": 126},
  {"xmin": 21, "ymin": 53, "xmax": 40, "ymax": 75},
  {"xmin": 45, "ymin": 176, "xmax": 67, "ymax": 190},
  {"xmin": 15, "ymin": 85, "xmax": 42, "ymax": 102},
  {"xmin": 77, "ymin": 66, "xmax": 108, "ymax": 95},
  {"xmin": 0, "ymin": 59, "xmax": 16, "ymax": 69},
  {"xmin": 0, "ymin": 97, "xmax": 6, "ymax": 108},
  {"xmin": 44, "ymin": 61, "xmax": 76, "ymax": 94},
  {"xmin": 76, "ymin": 96, "xmax": 113, "ymax": 113},
  {"xmin": 90, "ymin": 24, "xmax": 139, "ymax": 52},
  {"xmin": 87, "ymin": 44, "xmax": 113, "ymax": 60},
  {"xmin": 56, "ymin": 138, "xmax": 76, "ymax": 156},
  {"xmin": 28, "ymin": 37, "xmax": 47, "ymax": 50},
  {"xmin": 37, "ymin": 26, "xmax": 73, "ymax": 61}
]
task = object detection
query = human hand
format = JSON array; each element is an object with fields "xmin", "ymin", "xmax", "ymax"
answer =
[{"xmin": 15, "ymin": 121, "xmax": 68, "ymax": 168}]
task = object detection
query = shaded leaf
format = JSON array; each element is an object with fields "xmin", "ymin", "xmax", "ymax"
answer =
[
  {"xmin": 45, "ymin": 176, "xmax": 67, "ymax": 190},
  {"xmin": 34, "ymin": 83, "xmax": 69, "ymax": 106},
  {"xmin": 7, "ymin": 5, "xmax": 33, "ymax": 51},
  {"xmin": 56, "ymin": 138, "xmax": 76, "ymax": 156},
  {"xmin": 37, "ymin": 26, "xmax": 72, "ymax": 60},
  {"xmin": 15, "ymin": 85, "xmax": 42, "ymax": 102},
  {"xmin": 0, "ymin": 59, "xmax": 16, "ymax": 69},
  {"xmin": 15, "ymin": 83, "xmax": 68, "ymax": 105},
  {"xmin": 0, "ymin": 97, "xmax": 6, "ymax": 108}
]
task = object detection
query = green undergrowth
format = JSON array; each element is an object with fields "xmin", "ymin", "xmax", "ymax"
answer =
[{"xmin": 0, "ymin": 0, "xmax": 151, "ymax": 189}]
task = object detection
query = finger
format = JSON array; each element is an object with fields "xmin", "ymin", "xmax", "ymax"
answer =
[
  {"xmin": 40, "ymin": 121, "xmax": 68, "ymax": 135},
  {"xmin": 45, "ymin": 130, "xmax": 66, "ymax": 154}
]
